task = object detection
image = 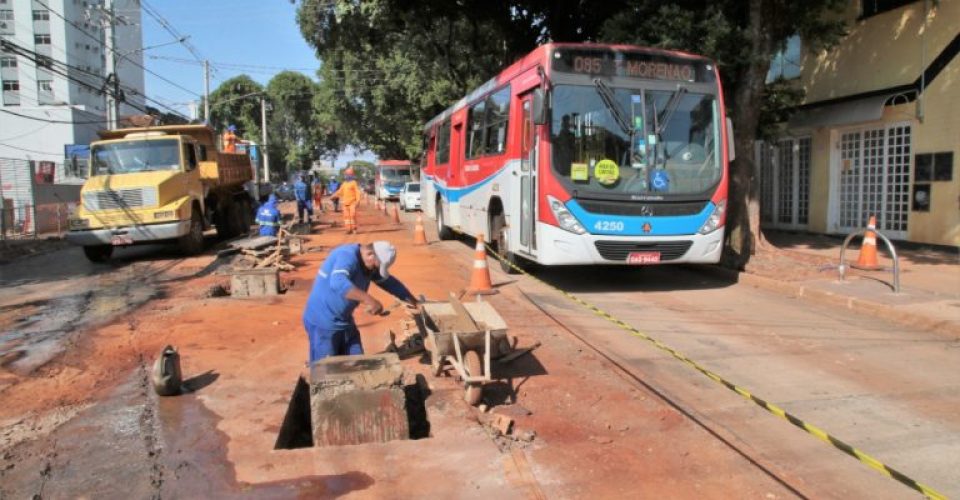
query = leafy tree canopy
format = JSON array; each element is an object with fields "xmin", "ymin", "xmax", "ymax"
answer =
[{"xmin": 208, "ymin": 75, "xmax": 263, "ymax": 141}]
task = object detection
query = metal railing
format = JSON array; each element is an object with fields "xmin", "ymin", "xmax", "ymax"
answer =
[{"xmin": 838, "ymin": 227, "xmax": 901, "ymax": 293}]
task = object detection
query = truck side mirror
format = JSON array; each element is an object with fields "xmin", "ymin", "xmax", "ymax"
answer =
[
  {"xmin": 726, "ymin": 117, "xmax": 736, "ymax": 162},
  {"xmin": 532, "ymin": 88, "xmax": 547, "ymax": 125}
]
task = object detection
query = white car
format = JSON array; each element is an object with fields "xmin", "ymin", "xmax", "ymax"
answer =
[{"xmin": 399, "ymin": 182, "xmax": 421, "ymax": 211}]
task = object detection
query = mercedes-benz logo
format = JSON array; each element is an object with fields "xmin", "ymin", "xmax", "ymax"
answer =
[{"xmin": 639, "ymin": 205, "xmax": 653, "ymax": 216}]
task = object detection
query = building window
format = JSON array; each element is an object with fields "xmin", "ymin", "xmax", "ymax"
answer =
[
  {"xmin": 36, "ymin": 55, "xmax": 52, "ymax": 68},
  {"xmin": 34, "ymin": 34, "xmax": 51, "ymax": 45},
  {"xmin": 0, "ymin": 56, "xmax": 16, "ymax": 68},
  {"xmin": 767, "ymin": 35, "xmax": 802, "ymax": 83},
  {"xmin": 861, "ymin": 0, "xmax": 916, "ymax": 18},
  {"xmin": 32, "ymin": 9, "xmax": 49, "ymax": 21},
  {"xmin": 0, "ymin": 9, "xmax": 13, "ymax": 20},
  {"xmin": 2, "ymin": 80, "xmax": 20, "ymax": 105},
  {"xmin": 38, "ymin": 80, "xmax": 52, "ymax": 91}
]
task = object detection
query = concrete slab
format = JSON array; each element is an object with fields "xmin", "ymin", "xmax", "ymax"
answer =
[{"xmin": 309, "ymin": 353, "xmax": 409, "ymax": 446}]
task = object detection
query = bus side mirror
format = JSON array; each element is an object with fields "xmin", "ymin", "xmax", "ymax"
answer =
[
  {"xmin": 532, "ymin": 88, "xmax": 547, "ymax": 125},
  {"xmin": 726, "ymin": 117, "xmax": 736, "ymax": 162}
]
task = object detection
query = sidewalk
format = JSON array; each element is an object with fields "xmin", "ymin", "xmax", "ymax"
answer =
[{"xmin": 724, "ymin": 230, "xmax": 960, "ymax": 336}]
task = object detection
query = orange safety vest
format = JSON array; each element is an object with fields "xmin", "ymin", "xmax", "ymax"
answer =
[
  {"xmin": 334, "ymin": 180, "xmax": 361, "ymax": 205},
  {"xmin": 222, "ymin": 131, "xmax": 237, "ymax": 153}
]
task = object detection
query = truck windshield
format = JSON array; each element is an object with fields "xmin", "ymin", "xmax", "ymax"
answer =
[
  {"xmin": 551, "ymin": 84, "xmax": 720, "ymax": 198},
  {"xmin": 91, "ymin": 139, "xmax": 181, "ymax": 175}
]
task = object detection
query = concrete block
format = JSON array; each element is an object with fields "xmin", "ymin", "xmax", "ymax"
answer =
[
  {"xmin": 289, "ymin": 238, "xmax": 303, "ymax": 255},
  {"xmin": 309, "ymin": 353, "xmax": 409, "ymax": 446},
  {"xmin": 230, "ymin": 268, "xmax": 279, "ymax": 297}
]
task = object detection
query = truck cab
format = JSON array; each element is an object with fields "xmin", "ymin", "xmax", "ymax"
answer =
[{"xmin": 67, "ymin": 124, "xmax": 254, "ymax": 262}]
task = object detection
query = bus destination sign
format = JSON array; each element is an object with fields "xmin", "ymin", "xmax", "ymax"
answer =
[{"xmin": 552, "ymin": 49, "xmax": 715, "ymax": 83}]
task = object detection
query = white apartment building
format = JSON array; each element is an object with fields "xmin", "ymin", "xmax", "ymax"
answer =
[{"xmin": 0, "ymin": 0, "xmax": 144, "ymax": 168}]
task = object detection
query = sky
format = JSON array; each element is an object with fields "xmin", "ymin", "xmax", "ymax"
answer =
[{"xmin": 139, "ymin": 0, "xmax": 375, "ymax": 167}]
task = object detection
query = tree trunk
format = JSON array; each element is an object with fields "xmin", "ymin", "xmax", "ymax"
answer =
[{"xmin": 721, "ymin": 0, "xmax": 773, "ymax": 270}]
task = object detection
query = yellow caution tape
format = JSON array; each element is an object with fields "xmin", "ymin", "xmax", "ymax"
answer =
[{"xmin": 471, "ymin": 235, "xmax": 945, "ymax": 500}]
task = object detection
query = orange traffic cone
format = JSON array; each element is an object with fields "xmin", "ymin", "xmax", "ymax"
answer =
[
  {"xmin": 413, "ymin": 214, "xmax": 428, "ymax": 246},
  {"xmin": 467, "ymin": 233, "xmax": 497, "ymax": 295},
  {"xmin": 852, "ymin": 215, "xmax": 882, "ymax": 270},
  {"xmin": 392, "ymin": 203, "xmax": 401, "ymax": 224}
]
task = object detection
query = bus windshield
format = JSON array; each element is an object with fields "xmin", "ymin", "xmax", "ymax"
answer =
[
  {"xmin": 381, "ymin": 168, "xmax": 411, "ymax": 185},
  {"xmin": 550, "ymin": 84, "xmax": 721, "ymax": 198},
  {"xmin": 91, "ymin": 139, "xmax": 182, "ymax": 176}
]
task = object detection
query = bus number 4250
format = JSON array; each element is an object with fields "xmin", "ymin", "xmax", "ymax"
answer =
[{"xmin": 594, "ymin": 220, "xmax": 625, "ymax": 232}]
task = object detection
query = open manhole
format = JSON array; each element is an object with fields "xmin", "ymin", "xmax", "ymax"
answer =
[{"xmin": 275, "ymin": 358, "xmax": 431, "ymax": 450}]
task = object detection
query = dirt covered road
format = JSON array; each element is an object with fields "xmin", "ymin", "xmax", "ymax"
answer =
[{"xmin": 1, "ymin": 201, "xmax": 808, "ymax": 498}]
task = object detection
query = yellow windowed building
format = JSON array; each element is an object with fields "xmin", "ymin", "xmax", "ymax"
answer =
[{"xmin": 760, "ymin": 0, "xmax": 958, "ymax": 246}]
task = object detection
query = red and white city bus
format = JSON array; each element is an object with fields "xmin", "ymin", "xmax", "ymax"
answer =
[{"xmin": 421, "ymin": 43, "xmax": 733, "ymax": 272}]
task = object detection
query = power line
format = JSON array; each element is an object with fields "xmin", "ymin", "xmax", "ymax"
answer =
[
  {"xmin": 140, "ymin": 0, "xmax": 206, "ymax": 63},
  {"xmin": 0, "ymin": 142, "xmax": 68, "ymax": 156},
  {"xmin": 0, "ymin": 109, "xmax": 110, "ymax": 125}
]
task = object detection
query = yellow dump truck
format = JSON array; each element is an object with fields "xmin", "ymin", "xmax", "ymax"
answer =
[{"xmin": 67, "ymin": 124, "xmax": 255, "ymax": 262}]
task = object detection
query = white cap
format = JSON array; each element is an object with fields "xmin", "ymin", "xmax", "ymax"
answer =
[{"xmin": 372, "ymin": 241, "xmax": 397, "ymax": 279}]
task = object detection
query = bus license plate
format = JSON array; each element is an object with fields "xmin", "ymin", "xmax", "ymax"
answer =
[
  {"xmin": 627, "ymin": 252, "xmax": 660, "ymax": 264},
  {"xmin": 111, "ymin": 235, "xmax": 133, "ymax": 246}
]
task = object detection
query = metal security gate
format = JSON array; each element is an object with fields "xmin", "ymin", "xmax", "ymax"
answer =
[
  {"xmin": 759, "ymin": 136, "xmax": 811, "ymax": 230},
  {"xmin": 0, "ymin": 158, "xmax": 37, "ymax": 238},
  {"xmin": 836, "ymin": 123, "xmax": 911, "ymax": 239}
]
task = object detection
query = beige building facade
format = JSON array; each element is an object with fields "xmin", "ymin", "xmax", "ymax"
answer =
[{"xmin": 759, "ymin": 0, "xmax": 959, "ymax": 246}]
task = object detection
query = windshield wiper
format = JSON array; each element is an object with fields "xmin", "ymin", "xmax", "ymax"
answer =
[
  {"xmin": 656, "ymin": 86, "xmax": 688, "ymax": 134},
  {"xmin": 593, "ymin": 79, "xmax": 633, "ymax": 136}
]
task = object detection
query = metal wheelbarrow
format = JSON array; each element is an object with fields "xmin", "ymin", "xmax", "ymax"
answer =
[{"xmin": 419, "ymin": 294, "xmax": 511, "ymax": 405}]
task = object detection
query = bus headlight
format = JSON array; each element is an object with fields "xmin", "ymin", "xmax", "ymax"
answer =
[
  {"xmin": 548, "ymin": 196, "xmax": 586, "ymax": 235},
  {"xmin": 698, "ymin": 200, "xmax": 726, "ymax": 234}
]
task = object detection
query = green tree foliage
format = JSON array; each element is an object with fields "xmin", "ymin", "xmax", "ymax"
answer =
[
  {"xmin": 601, "ymin": 0, "xmax": 845, "ymax": 267},
  {"xmin": 266, "ymin": 71, "xmax": 321, "ymax": 177},
  {"xmin": 296, "ymin": 0, "xmax": 628, "ymax": 160},
  {"xmin": 208, "ymin": 75, "xmax": 264, "ymax": 143}
]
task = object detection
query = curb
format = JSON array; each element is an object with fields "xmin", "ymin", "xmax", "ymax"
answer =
[{"xmin": 688, "ymin": 265, "xmax": 960, "ymax": 338}]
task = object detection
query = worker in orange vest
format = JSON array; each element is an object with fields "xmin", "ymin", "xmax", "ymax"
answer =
[
  {"xmin": 222, "ymin": 125, "xmax": 238, "ymax": 153},
  {"xmin": 330, "ymin": 168, "xmax": 362, "ymax": 234}
]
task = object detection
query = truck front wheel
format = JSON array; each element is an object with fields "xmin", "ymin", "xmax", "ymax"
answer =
[
  {"xmin": 178, "ymin": 211, "xmax": 205, "ymax": 255},
  {"xmin": 82, "ymin": 245, "xmax": 113, "ymax": 263}
]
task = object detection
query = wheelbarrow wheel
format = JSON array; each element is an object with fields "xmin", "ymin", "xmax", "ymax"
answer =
[{"xmin": 463, "ymin": 350, "xmax": 483, "ymax": 406}]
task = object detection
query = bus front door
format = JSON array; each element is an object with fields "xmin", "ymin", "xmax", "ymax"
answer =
[{"xmin": 519, "ymin": 94, "xmax": 537, "ymax": 255}]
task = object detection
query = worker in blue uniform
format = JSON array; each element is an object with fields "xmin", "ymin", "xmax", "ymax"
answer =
[
  {"xmin": 255, "ymin": 194, "xmax": 281, "ymax": 236},
  {"xmin": 302, "ymin": 241, "xmax": 418, "ymax": 363},
  {"xmin": 293, "ymin": 175, "xmax": 312, "ymax": 223}
]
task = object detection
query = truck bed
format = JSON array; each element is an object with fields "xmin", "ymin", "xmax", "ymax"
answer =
[{"xmin": 200, "ymin": 153, "xmax": 253, "ymax": 187}]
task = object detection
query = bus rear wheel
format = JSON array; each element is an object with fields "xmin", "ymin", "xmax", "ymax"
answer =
[{"xmin": 436, "ymin": 200, "xmax": 454, "ymax": 240}]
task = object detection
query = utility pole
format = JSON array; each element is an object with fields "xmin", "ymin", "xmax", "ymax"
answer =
[
  {"xmin": 203, "ymin": 60, "xmax": 210, "ymax": 122},
  {"xmin": 260, "ymin": 95, "xmax": 270, "ymax": 183},
  {"xmin": 103, "ymin": 0, "xmax": 119, "ymax": 129}
]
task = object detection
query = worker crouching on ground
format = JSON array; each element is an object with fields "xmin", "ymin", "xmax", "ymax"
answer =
[
  {"xmin": 302, "ymin": 241, "xmax": 418, "ymax": 363},
  {"xmin": 294, "ymin": 175, "xmax": 313, "ymax": 224},
  {"xmin": 329, "ymin": 168, "xmax": 361, "ymax": 234},
  {"xmin": 256, "ymin": 194, "xmax": 281, "ymax": 236}
]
